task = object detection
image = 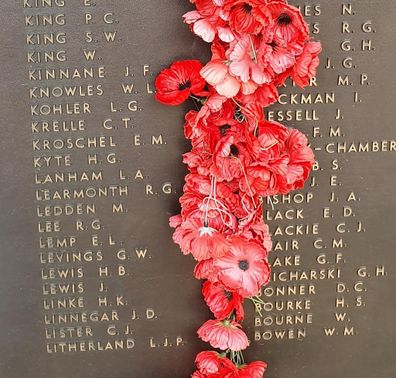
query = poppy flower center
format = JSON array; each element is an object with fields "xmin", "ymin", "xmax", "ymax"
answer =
[
  {"xmin": 277, "ymin": 13, "xmax": 292, "ymax": 26},
  {"xmin": 268, "ymin": 41, "xmax": 278, "ymax": 50},
  {"xmin": 224, "ymin": 290, "xmax": 233, "ymax": 301},
  {"xmin": 242, "ymin": 3, "xmax": 253, "ymax": 13},
  {"xmin": 179, "ymin": 80, "xmax": 191, "ymax": 90},
  {"xmin": 230, "ymin": 144, "xmax": 239, "ymax": 157},
  {"xmin": 220, "ymin": 124, "xmax": 231, "ymax": 136},
  {"xmin": 238, "ymin": 259, "xmax": 249, "ymax": 271}
]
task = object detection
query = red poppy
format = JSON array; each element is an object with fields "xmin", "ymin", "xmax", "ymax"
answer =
[
  {"xmin": 214, "ymin": 236, "xmax": 270, "ymax": 297},
  {"xmin": 267, "ymin": 2, "xmax": 309, "ymax": 46},
  {"xmin": 211, "ymin": 124, "xmax": 254, "ymax": 182},
  {"xmin": 195, "ymin": 351, "xmax": 239, "ymax": 377},
  {"xmin": 195, "ymin": 93, "xmax": 235, "ymax": 128},
  {"xmin": 226, "ymin": 0, "xmax": 272, "ymax": 35},
  {"xmin": 194, "ymin": 258, "xmax": 220, "ymax": 282},
  {"xmin": 185, "ymin": 110, "xmax": 238, "ymax": 151},
  {"xmin": 195, "ymin": 351, "xmax": 236, "ymax": 375},
  {"xmin": 202, "ymin": 281, "xmax": 245, "ymax": 321},
  {"xmin": 177, "ymin": 173, "xmax": 239, "ymax": 233},
  {"xmin": 283, "ymin": 128, "xmax": 315, "ymax": 192},
  {"xmin": 195, "ymin": 351, "xmax": 223, "ymax": 374},
  {"xmin": 249, "ymin": 124, "xmax": 314, "ymax": 196},
  {"xmin": 155, "ymin": 60, "xmax": 206, "ymax": 105},
  {"xmin": 238, "ymin": 361, "xmax": 267, "ymax": 377}
]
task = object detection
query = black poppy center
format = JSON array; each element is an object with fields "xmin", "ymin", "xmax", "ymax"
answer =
[
  {"xmin": 179, "ymin": 80, "xmax": 191, "ymax": 90},
  {"xmin": 224, "ymin": 290, "xmax": 233, "ymax": 301},
  {"xmin": 220, "ymin": 124, "xmax": 231, "ymax": 136},
  {"xmin": 230, "ymin": 144, "xmax": 239, "ymax": 157},
  {"xmin": 238, "ymin": 260, "xmax": 250, "ymax": 271},
  {"xmin": 277, "ymin": 13, "xmax": 292, "ymax": 26},
  {"xmin": 242, "ymin": 3, "xmax": 253, "ymax": 13},
  {"xmin": 268, "ymin": 40, "xmax": 278, "ymax": 50}
]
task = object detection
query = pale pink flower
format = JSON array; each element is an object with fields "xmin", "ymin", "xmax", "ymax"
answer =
[
  {"xmin": 200, "ymin": 61, "xmax": 241, "ymax": 98},
  {"xmin": 197, "ymin": 319, "xmax": 249, "ymax": 351},
  {"xmin": 228, "ymin": 35, "xmax": 273, "ymax": 85}
]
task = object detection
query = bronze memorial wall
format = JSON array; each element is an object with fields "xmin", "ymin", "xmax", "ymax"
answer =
[{"xmin": 0, "ymin": 1, "xmax": 395, "ymax": 377}]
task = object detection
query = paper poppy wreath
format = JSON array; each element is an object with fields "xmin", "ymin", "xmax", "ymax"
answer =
[{"xmin": 155, "ymin": 1, "xmax": 321, "ymax": 376}]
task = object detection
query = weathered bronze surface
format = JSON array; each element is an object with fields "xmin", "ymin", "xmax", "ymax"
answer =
[{"xmin": 0, "ymin": 1, "xmax": 395, "ymax": 377}]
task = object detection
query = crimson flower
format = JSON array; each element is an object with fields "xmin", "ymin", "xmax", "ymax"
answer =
[
  {"xmin": 155, "ymin": 60, "xmax": 206, "ymax": 105},
  {"xmin": 214, "ymin": 236, "xmax": 270, "ymax": 297},
  {"xmin": 197, "ymin": 319, "xmax": 249, "ymax": 351},
  {"xmin": 202, "ymin": 281, "xmax": 245, "ymax": 321}
]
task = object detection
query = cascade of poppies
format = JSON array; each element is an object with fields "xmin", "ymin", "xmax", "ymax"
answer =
[{"xmin": 155, "ymin": 1, "xmax": 321, "ymax": 376}]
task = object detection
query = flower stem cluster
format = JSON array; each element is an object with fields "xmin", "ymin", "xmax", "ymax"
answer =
[{"xmin": 155, "ymin": 1, "xmax": 321, "ymax": 376}]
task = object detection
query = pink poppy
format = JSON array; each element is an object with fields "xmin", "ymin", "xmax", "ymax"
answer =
[
  {"xmin": 227, "ymin": 35, "xmax": 273, "ymax": 85},
  {"xmin": 171, "ymin": 218, "xmax": 229, "ymax": 261},
  {"xmin": 184, "ymin": 1, "xmax": 235, "ymax": 43},
  {"xmin": 265, "ymin": 40, "xmax": 298, "ymax": 74},
  {"xmin": 195, "ymin": 351, "xmax": 224, "ymax": 374},
  {"xmin": 214, "ymin": 236, "xmax": 270, "ymax": 297},
  {"xmin": 292, "ymin": 41, "xmax": 322, "ymax": 87},
  {"xmin": 197, "ymin": 319, "xmax": 249, "ymax": 351}
]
